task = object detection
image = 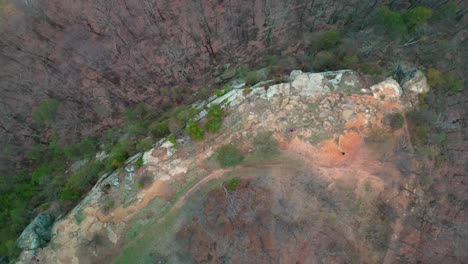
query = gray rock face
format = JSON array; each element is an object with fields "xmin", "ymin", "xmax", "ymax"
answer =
[{"xmin": 17, "ymin": 214, "xmax": 53, "ymax": 250}]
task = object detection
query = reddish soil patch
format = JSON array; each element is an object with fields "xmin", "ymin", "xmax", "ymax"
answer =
[
  {"xmin": 94, "ymin": 179, "xmax": 173, "ymax": 223},
  {"xmin": 318, "ymin": 131, "xmax": 363, "ymax": 166}
]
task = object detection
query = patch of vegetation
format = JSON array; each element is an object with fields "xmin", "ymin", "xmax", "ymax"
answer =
[
  {"xmin": 216, "ymin": 144, "xmax": 244, "ymax": 168},
  {"xmin": 225, "ymin": 178, "xmax": 239, "ymax": 193},
  {"xmin": 403, "ymin": 6, "xmax": 433, "ymax": 30},
  {"xmin": 134, "ymin": 156, "xmax": 144, "ymax": 168},
  {"xmin": 106, "ymin": 201, "xmax": 114, "ymax": 209},
  {"xmin": 136, "ymin": 137, "xmax": 153, "ymax": 152},
  {"xmin": 168, "ymin": 135, "xmax": 177, "ymax": 145},
  {"xmin": 427, "ymin": 68, "xmax": 463, "ymax": 92},
  {"xmin": 32, "ymin": 99, "xmax": 60, "ymax": 127},
  {"xmin": 61, "ymin": 161, "xmax": 104, "ymax": 202},
  {"xmin": 318, "ymin": 30, "xmax": 342, "ymax": 50},
  {"xmin": 242, "ymin": 86, "xmax": 252, "ymax": 95},
  {"xmin": 385, "ymin": 112, "xmax": 404, "ymax": 131},
  {"xmin": 74, "ymin": 209, "xmax": 86, "ymax": 224},
  {"xmin": 184, "ymin": 120, "xmax": 205, "ymax": 140},
  {"xmin": 245, "ymin": 70, "xmax": 262, "ymax": 86},
  {"xmin": 253, "ymin": 131, "xmax": 280, "ymax": 160},
  {"xmin": 149, "ymin": 120, "xmax": 170, "ymax": 139},
  {"xmin": 168, "ymin": 106, "xmax": 197, "ymax": 134},
  {"xmin": 375, "ymin": 6, "xmax": 407, "ymax": 35},
  {"xmin": 205, "ymin": 105, "xmax": 223, "ymax": 133},
  {"xmin": 406, "ymin": 108, "xmax": 448, "ymax": 159}
]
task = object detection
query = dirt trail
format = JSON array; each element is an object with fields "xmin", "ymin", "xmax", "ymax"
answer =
[
  {"xmin": 93, "ymin": 179, "xmax": 172, "ymax": 223},
  {"xmin": 172, "ymin": 168, "xmax": 228, "ymax": 210}
]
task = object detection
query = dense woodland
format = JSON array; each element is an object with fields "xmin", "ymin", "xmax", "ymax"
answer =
[{"xmin": 0, "ymin": 0, "xmax": 466, "ymax": 262}]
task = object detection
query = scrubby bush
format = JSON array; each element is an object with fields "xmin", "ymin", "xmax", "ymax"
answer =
[
  {"xmin": 426, "ymin": 68, "xmax": 444, "ymax": 88},
  {"xmin": 253, "ymin": 131, "xmax": 280, "ymax": 160},
  {"xmin": 427, "ymin": 68, "xmax": 464, "ymax": 92},
  {"xmin": 168, "ymin": 135, "xmax": 177, "ymax": 145},
  {"xmin": 318, "ymin": 30, "xmax": 342, "ymax": 50},
  {"xmin": 403, "ymin": 6, "xmax": 433, "ymax": 30},
  {"xmin": 149, "ymin": 120, "xmax": 170, "ymax": 139},
  {"xmin": 126, "ymin": 121, "xmax": 149, "ymax": 136},
  {"xmin": 216, "ymin": 144, "xmax": 244, "ymax": 168},
  {"xmin": 385, "ymin": 112, "xmax": 404, "ymax": 131},
  {"xmin": 184, "ymin": 120, "xmax": 204, "ymax": 140},
  {"xmin": 136, "ymin": 137, "xmax": 153, "ymax": 152},
  {"xmin": 313, "ymin": 51, "xmax": 339, "ymax": 71},
  {"xmin": 135, "ymin": 156, "xmax": 144, "ymax": 168},
  {"xmin": 168, "ymin": 106, "xmax": 197, "ymax": 134},
  {"xmin": 105, "ymin": 139, "xmax": 134, "ymax": 171},
  {"xmin": 376, "ymin": 6, "xmax": 407, "ymax": 35},
  {"xmin": 205, "ymin": 105, "xmax": 223, "ymax": 133},
  {"xmin": 245, "ymin": 71, "xmax": 262, "ymax": 86},
  {"xmin": 226, "ymin": 178, "xmax": 239, "ymax": 193},
  {"xmin": 123, "ymin": 103, "xmax": 152, "ymax": 136},
  {"xmin": 444, "ymin": 74, "xmax": 463, "ymax": 92},
  {"xmin": 243, "ymin": 86, "xmax": 252, "ymax": 95},
  {"xmin": 32, "ymin": 99, "xmax": 60, "ymax": 126}
]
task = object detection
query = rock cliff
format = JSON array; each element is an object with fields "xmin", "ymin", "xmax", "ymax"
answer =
[{"xmin": 17, "ymin": 70, "xmax": 465, "ymax": 264}]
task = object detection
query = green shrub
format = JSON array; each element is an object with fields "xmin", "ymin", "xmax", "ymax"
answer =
[
  {"xmin": 216, "ymin": 89, "xmax": 224, "ymax": 97},
  {"xmin": 64, "ymin": 137, "xmax": 97, "ymax": 160},
  {"xmin": 126, "ymin": 121, "xmax": 149, "ymax": 136},
  {"xmin": 445, "ymin": 74, "xmax": 463, "ymax": 92},
  {"xmin": 105, "ymin": 139, "xmax": 134, "ymax": 171},
  {"xmin": 243, "ymin": 86, "xmax": 252, "ymax": 95},
  {"xmin": 74, "ymin": 209, "xmax": 86, "ymax": 224},
  {"xmin": 216, "ymin": 144, "xmax": 244, "ymax": 168},
  {"xmin": 184, "ymin": 120, "xmax": 205, "ymax": 140},
  {"xmin": 136, "ymin": 137, "xmax": 153, "ymax": 152},
  {"xmin": 32, "ymin": 99, "xmax": 60, "ymax": 126},
  {"xmin": 403, "ymin": 6, "xmax": 432, "ymax": 30},
  {"xmin": 60, "ymin": 187, "xmax": 80, "ymax": 202},
  {"xmin": 313, "ymin": 51, "xmax": 338, "ymax": 71},
  {"xmin": 31, "ymin": 165, "xmax": 54, "ymax": 185},
  {"xmin": 427, "ymin": 68, "xmax": 444, "ymax": 88},
  {"xmin": 427, "ymin": 68, "xmax": 464, "ymax": 92},
  {"xmin": 340, "ymin": 54, "xmax": 360, "ymax": 69},
  {"xmin": 254, "ymin": 131, "xmax": 280, "ymax": 160},
  {"xmin": 149, "ymin": 120, "xmax": 170, "ymax": 139},
  {"xmin": 205, "ymin": 105, "xmax": 223, "ymax": 133},
  {"xmin": 376, "ymin": 6, "xmax": 407, "ymax": 35},
  {"xmin": 124, "ymin": 103, "xmax": 147, "ymax": 123},
  {"xmin": 245, "ymin": 71, "xmax": 261, "ymax": 86},
  {"xmin": 106, "ymin": 201, "xmax": 114, "ymax": 209},
  {"xmin": 168, "ymin": 106, "xmax": 197, "ymax": 134},
  {"xmin": 226, "ymin": 178, "xmax": 239, "ymax": 193},
  {"xmin": 168, "ymin": 135, "xmax": 177, "ymax": 145},
  {"xmin": 135, "ymin": 156, "xmax": 144, "ymax": 168},
  {"xmin": 318, "ymin": 30, "xmax": 342, "ymax": 50}
]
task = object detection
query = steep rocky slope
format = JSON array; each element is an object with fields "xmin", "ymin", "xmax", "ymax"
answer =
[{"xmin": 16, "ymin": 70, "xmax": 466, "ymax": 263}]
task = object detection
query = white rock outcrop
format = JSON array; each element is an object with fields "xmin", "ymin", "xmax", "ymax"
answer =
[{"xmin": 370, "ymin": 78, "xmax": 402, "ymax": 100}]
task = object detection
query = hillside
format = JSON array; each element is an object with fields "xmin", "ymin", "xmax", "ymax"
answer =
[
  {"xmin": 0, "ymin": 1, "xmax": 467, "ymax": 263},
  {"xmin": 15, "ymin": 70, "xmax": 467, "ymax": 263}
]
